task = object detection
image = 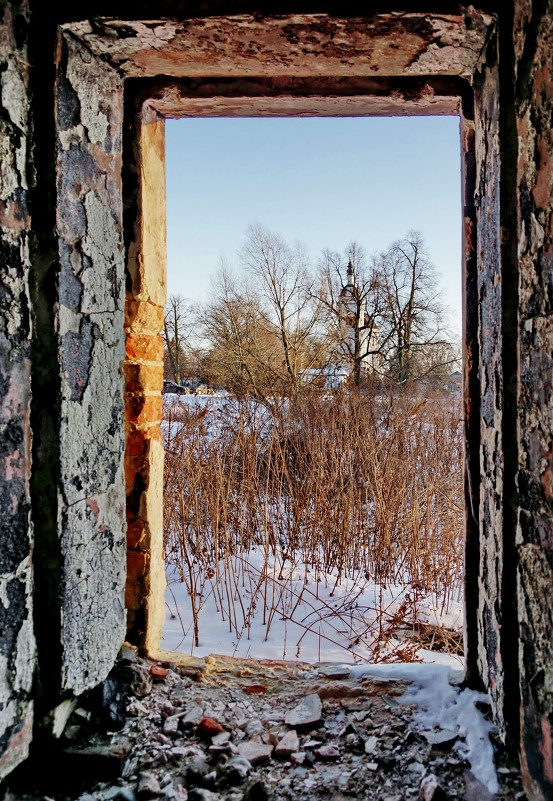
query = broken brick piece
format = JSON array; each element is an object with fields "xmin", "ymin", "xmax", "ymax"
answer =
[
  {"xmin": 196, "ymin": 717, "xmax": 225, "ymax": 739},
  {"xmin": 243, "ymin": 684, "xmax": 267, "ymax": 695},
  {"xmin": 149, "ymin": 665, "xmax": 168, "ymax": 681}
]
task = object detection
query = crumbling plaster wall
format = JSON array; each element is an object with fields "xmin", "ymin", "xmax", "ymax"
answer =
[
  {"xmin": 473, "ymin": 29, "xmax": 509, "ymax": 736},
  {"xmin": 53, "ymin": 33, "xmax": 127, "ymax": 694},
  {"xmin": 467, "ymin": 5, "xmax": 553, "ymax": 797},
  {"xmin": 17, "ymin": 16, "xmax": 128, "ymax": 734},
  {"xmin": 65, "ymin": 10, "xmax": 494, "ymax": 81},
  {"xmin": 0, "ymin": 0, "xmax": 36, "ymax": 779}
]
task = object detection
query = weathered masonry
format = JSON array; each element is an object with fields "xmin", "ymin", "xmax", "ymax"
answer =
[{"xmin": 0, "ymin": 1, "xmax": 551, "ymax": 798}]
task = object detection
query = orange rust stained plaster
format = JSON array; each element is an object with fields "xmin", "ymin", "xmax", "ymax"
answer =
[
  {"xmin": 64, "ymin": 12, "xmax": 492, "ymax": 80},
  {"xmin": 123, "ymin": 362, "xmax": 164, "ymax": 395},
  {"xmin": 125, "ymin": 395, "xmax": 163, "ymax": 427},
  {"xmin": 540, "ymin": 718, "xmax": 553, "ymax": 784},
  {"xmin": 540, "ymin": 446, "xmax": 553, "ymax": 501},
  {"xmin": 126, "ymin": 333, "xmax": 165, "ymax": 362},
  {"xmin": 533, "ymin": 135, "xmax": 552, "ymax": 211}
]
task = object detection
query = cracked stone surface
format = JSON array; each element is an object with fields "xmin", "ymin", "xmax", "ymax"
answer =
[{"xmin": 5, "ymin": 651, "xmax": 526, "ymax": 801}]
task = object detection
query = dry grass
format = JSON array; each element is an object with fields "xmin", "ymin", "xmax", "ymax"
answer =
[{"xmin": 163, "ymin": 388, "xmax": 464, "ymax": 660}]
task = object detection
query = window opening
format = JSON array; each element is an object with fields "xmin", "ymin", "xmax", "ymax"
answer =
[{"xmin": 161, "ymin": 116, "xmax": 465, "ymax": 667}]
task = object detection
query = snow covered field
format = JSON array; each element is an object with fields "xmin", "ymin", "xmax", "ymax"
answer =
[{"xmin": 162, "ymin": 549, "xmax": 463, "ymax": 668}]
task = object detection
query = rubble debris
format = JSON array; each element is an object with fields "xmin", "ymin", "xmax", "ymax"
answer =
[
  {"xmin": 274, "ymin": 731, "xmax": 299, "ymax": 759},
  {"xmin": 420, "ymin": 773, "xmax": 447, "ymax": 800},
  {"xmin": 5, "ymin": 652, "xmax": 525, "ymax": 801},
  {"xmin": 242, "ymin": 685, "xmax": 267, "ymax": 696},
  {"xmin": 422, "ymin": 729, "xmax": 458, "ymax": 748},
  {"xmin": 284, "ymin": 694, "xmax": 322, "ymax": 729},
  {"xmin": 136, "ymin": 771, "xmax": 161, "ymax": 798},
  {"xmin": 197, "ymin": 718, "xmax": 225, "ymax": 739},
  {"xmin": 236, "ymin": 742, "xmax": 273, "ymax": 766},
  {"xmin": 149, "ymin": 665, "xmax": 168, "ymax": 682}
]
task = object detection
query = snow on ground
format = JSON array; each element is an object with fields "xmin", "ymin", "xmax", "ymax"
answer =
[
  {"xmin": 162, "ymin": 395, "xmax": 464, "ymax": 670},
  {"xmin": 349, "ymin": 663, "xmax": 499, "ymax": 794},
  {"xmin": 162, "ymin": 548, "xmax": 464, "ymax": 668},
  {"xmin": 162, "ymin": 559, "xmax": 496, "ymax": 794}
]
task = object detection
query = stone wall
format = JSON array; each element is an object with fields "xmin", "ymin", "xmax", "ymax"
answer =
[
  {"xmin": 460, "ymin": 113, "xmax": 483, "ymax": 691},
  {"xmin": 0, "ymin": 0, "xmax": 36, "ymax": 779},
  {"xmin": 468, "ymin": 11, "xmax": 553, "ymax": 800},
  {"xmin": 473, "ymin": 28, "xmax": 514, "ymax": 740},
  {"xmin": 513, "ymin": 3, "xmax": 553, "ymax": 798}
]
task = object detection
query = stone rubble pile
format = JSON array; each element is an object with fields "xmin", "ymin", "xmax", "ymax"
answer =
[{"xmin": 5, "ymin": 650, "xmax": 525, "ymax": 801}]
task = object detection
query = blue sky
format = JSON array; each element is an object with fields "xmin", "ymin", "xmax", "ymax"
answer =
[{"xmin": 166, "ymin": 116, "xmax": 462, "ymax": 335}]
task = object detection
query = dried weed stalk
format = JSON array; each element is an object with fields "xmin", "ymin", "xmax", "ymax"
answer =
[{"xmin": 163, "ymin": 388, "xmax": 464, "ymax": 661}]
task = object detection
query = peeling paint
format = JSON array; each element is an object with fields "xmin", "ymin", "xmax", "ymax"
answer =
[
  {"xmin": 472, "ymin": 47, "xmax": 510, "ymax": 741},
  {"xmin": 0, "ymin": 0, "xmax": 35, "ymax": 781},
  {"xmin": 63, "ymin": 13, "xmax": 493, "ymax": 81},
  {"xmin": 515, "ymin": 6, "xmax": 553, "ymax": 799},
  {"xmin": 54, "ymin": 33, "xmax": 126, "ymax": 695}
]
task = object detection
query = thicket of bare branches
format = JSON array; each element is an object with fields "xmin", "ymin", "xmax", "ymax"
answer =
[
  {"xmin": 163, "ymin": 390, "xmax": 464, "ymax": 657},
  {"xmin": 198, "ymin": 267, "xmax": 278, "ymax": 398},
  {"xmin": 317, "ymin": 242, "xmax": 389, "ymax": 387},
  {"xmin": 197, "ymin": 225, "xmax": 325, "ymax": 399},
  {"xmin": 378, "ymin": 231, "xmax": 458, "ymax": 383}
]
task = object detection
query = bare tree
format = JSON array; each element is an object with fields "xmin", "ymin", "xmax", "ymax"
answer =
[
  {"xmin": 317, "ymin": 242, "xmax": 389, "ymax": 388},
  {"xmin": 200, "ymin": 265, "xmax": 282, "ymax": 400},
  {"xmin": 163, "ymin": 294, "xmax": 193, "ymax": 385},
  {"xmin": 200, "ymin": 228, "xmax": 458, "ymax": 396},
  {"xmin": 239, "ymin": 223, "xmax": 323, "ymax": 394},
  {"xmin": 378, "ymin": 231, "xmax": 457, "ymax": 383}
]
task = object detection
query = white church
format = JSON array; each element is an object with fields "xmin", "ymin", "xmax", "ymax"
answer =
[{"xmin": 335, "ymin": 261, "xmax": 381, "ymax": 377}]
